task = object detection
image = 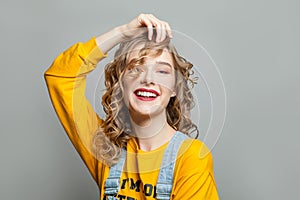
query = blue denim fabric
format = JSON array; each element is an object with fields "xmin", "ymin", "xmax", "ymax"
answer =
[
  {"xmin": 156, "ymin": 132, "xmax": 189, "ymax": 199},
  {"xmin": 104, "ymin": 149, "xmax": 126, "ymax": 199},
  {"xmin": 103, "ymin": 131, "xmax": 189, "ymax": 200}
]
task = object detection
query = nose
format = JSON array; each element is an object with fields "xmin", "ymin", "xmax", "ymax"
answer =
[{"xmin": 141, "ymin": 68, "xmax": 155, "ymax": 85}]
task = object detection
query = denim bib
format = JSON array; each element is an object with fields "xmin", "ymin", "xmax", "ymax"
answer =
[{"xmin": 103, "ymin": 131, "xmax": 189, "ymax": 200}]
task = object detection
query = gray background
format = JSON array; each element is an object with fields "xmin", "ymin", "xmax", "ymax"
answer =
[{"xmin": 1, "ymin": 0, "xmax": 299, "ymax": 199}]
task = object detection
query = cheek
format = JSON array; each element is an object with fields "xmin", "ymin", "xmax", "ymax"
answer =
[
  {"xmin": 122, "ymin": 77, "xmax": 136, "ymax": 106},
  {"xmin": 122, "ymin": 82, "xmax": 130, "ymax": 102},
  {"xmin": 155, "ymin": 76, "xmax": 176, "ymax": 92}
]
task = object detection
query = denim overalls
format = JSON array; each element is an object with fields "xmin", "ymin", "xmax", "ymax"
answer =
[{"xmin": 103, "ymin": 131, "xmax": 189, "ymax": 200}]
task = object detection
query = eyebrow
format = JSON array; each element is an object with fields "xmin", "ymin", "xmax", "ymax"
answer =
[{"xmin": 155, "ymin": 61, "xmax": 173, "ymax": 68}]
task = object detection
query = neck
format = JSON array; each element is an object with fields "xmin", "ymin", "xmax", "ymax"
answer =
[{"xmin": 129, "ymin": 112, "xmax": 176, "ymax": 151}]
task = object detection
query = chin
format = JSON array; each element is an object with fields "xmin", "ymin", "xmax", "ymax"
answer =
[{"xmin": 131, "ymin": 106, "xmax": 165, "ymax": 118}]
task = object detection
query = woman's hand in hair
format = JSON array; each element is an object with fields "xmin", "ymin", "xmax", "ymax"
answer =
[
  {"xmin": 96, "ymin": 14, "xmax": 172, "ymax": 54},
  {"xmin": 120, "ymin": 13, "xmax": 173, "ymax": 43}
]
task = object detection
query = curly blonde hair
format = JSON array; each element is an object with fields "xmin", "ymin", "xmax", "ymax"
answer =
[{"xmin": 93, "ymin": 31, "xmax": 198, "ymax": 166}]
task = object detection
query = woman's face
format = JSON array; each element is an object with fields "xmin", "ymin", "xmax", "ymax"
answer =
[{"xmin": 122, "ymin": 48, "xmax": 176, "ymax": 120}]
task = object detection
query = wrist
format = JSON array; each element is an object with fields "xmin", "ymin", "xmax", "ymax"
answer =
[
  {"xmin": 116, "ymin": 24, "xmax": 130, "ymax": 40},
  {"xmin": 95, "ymin": 26, "xmax": 125, "ymax": 54}
]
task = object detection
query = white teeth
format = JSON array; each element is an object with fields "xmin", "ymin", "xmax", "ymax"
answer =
[{"xmin": 137, "ymin": 91, "xmax": 157, "ymax": 97}]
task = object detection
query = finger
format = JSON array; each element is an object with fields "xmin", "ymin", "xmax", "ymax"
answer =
[
  {"xmin": 148, "ymin": 15, "xmax": 163, "ymax": 42},
  {"xmin": 160, "ymin": 23, "xmax": 167, "ymax": 42},
  {"xmin": 138, "ymin": 15, "xmax": 154, "ymax": 40},
  {"xmin": 164, "ymin": 22, "xmax": 173, "ymax": 38},
  {"xmin": 147, "ymin": 24, "xmax": 154, "ymax": 41},
  {"xmin": 155, "ymin": 23, "xmax": 163, "ymax": 43},
  {"xmin": 150, "ymin": 16, "xmax": 172, "ymax": 42}
]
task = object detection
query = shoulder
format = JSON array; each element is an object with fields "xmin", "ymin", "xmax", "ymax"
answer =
[
  {"xmin": 172, "ymin": 133, "xmax": 219, "ymax": 199},
  {"xmin": 176, "ymin": 137, "xmax": 214, "ymax": 173}
]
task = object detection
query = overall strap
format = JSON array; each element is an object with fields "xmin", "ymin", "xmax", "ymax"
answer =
[
  {"xmin": 104, "ymin": 149, "xmax": 126, "ymax": 199},
  {"xmin": 156, "ymin": 131, "xmax": 189, "ymax": 200}
]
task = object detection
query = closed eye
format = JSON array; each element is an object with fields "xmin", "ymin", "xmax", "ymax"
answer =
[{"xmin": 157, "ymin": 70, "xmax": 170, "ymax": 74}]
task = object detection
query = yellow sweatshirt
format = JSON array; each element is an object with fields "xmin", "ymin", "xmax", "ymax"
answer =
[{"xmin": 44, "ymin": 37, "xmax": 219, "ymax": 200}]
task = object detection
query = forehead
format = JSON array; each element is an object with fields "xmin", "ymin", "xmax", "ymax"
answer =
[{"xmin": 127, "ymin": 45, "xmax": 174, "ymax": 67}]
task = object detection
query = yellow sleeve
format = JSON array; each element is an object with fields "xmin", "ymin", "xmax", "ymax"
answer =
[
  {"xmin": 44, "ymin": 37, "xmax": 107, "ymax": 182},
  {"xmin": 172, "ymin": 140, "xmax": 219, "ymax": 200}
]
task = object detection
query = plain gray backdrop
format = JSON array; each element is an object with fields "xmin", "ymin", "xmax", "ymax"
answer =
[{"xmin": 1, "ymin": 0, "xmax": 299, "ymax": 199}]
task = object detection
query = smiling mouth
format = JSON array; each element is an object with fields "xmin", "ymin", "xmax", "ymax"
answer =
[{"xmin": 134, "ymin": 89, "xmax": 159, "ymax": 101}]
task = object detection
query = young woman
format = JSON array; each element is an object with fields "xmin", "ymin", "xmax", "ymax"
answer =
[{"xmin": 45, "ymin": 14, "xmax": 219, "ymax": 200}]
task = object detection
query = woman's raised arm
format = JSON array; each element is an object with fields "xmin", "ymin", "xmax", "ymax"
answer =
[{"xmin": 44, "ymin": 13, "xmax": 172, "ymax": 182}]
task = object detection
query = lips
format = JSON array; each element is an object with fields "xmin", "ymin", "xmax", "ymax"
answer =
[{"xmin": 134, "ymin": 88, "xmax": 160, "ymax": 101}]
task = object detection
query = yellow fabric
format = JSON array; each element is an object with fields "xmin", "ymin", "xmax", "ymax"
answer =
[{"xmin": 44, "ymin": 37, "xmax": 219, "ymax": 200}]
